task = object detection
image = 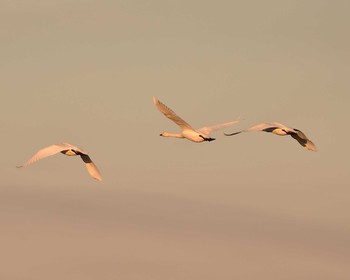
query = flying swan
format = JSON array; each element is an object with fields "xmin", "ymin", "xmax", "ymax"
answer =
[
  {"xmin": 224, "ymin": 122, "xmax": 317, "ymax": 151},
  {"xmin": 153, "ymin": 96, "xmax": 241, "ymax": 143},
  {"xmin": 17, "ymin": 143, "xmax": 102, "ymax": 181}
]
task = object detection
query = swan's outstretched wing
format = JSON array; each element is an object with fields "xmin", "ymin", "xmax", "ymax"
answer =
[
  {"xmin": 290, "ymin": 130, "xmax": 318, "ymax": 151},
  {"xmin": 198, "ymin": 119, "xmax": 241, "ymax": 135},
  {"xmin": 224, "ymin": 123, "xmax": 275, "ymax": 136},
  {"xmin": 225, "ymin": 121, "xmax": 318, "ymax": 151},
  {"xmin": 80, "ymin": 154, "xmax": 103, "ymax": 181},
  {"xmin": 153, "ymin": 96, "xmax": 194, "ymax": 130},
  {"xmin": 271, "ymin": 123, "xmax": 317, "ymax": 151},
  {"xmin": 17, "ymin": 143, "xmax": 75, "ymax": 167}
]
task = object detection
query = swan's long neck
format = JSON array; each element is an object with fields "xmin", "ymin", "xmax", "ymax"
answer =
[{"xmin": 160, "ymin": 132, "xmax": 184, "ymax": 138}]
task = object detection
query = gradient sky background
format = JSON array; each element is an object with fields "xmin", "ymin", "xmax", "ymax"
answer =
[{"xmin": 1, "ymin": 0, "xmax": 349, "ymax": 279}]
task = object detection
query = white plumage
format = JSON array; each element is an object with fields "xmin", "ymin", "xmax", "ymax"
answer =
[
  {"xmin": 153, "ymin": 96, "xmax": 240, "ymax": 143},
  {"xmin": 18, "ymin": 143, "xmax": 102, "ymax": 181},
  {"xmin": 225, "ymin": 122, "xmax": 317, "ymax": 151}
]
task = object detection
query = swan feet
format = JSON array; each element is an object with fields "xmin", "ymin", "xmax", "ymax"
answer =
[{"xmin": 199, "ymin": 135, "xmax": 216, "ymax": 142}]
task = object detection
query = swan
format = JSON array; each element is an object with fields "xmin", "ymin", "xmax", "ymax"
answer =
[
  {"xmin": 153, "ymin": 96, "xmax": 241, "ymax": 143},
  {"xmin": 224, "ymin": 122, "xmax": 317, "ymax": 151},
  {"xmin": 17, "ymin": 143, "xmax": 102, "ymax": 181}
]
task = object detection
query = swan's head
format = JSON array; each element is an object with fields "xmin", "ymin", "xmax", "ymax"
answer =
[{"xmin": 160, "ymin": 132, "xmax": 169, "ymax": 137}]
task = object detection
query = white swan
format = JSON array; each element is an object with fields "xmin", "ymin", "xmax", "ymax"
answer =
[
  {"xmin": 17, "ymin": 143, "xmax": 102, "ymax": 181},
  {"xmin": 224, "ymin": 122, "xmax": 317, "ymax": 151},
  {"xmin": 153, "ymin": 96, "xmax": 241, "ymax": 143}
]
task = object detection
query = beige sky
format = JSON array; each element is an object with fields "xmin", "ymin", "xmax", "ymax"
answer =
[{"xmin": 1, "ymin": 0, "xmax": 349, "ymax": 279}]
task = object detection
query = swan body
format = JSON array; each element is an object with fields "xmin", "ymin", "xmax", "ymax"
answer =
[
  {"xmin": 153, "ymin": 96, "xmax": 240, "ymax": 143},
  {"xmin": 17, "ymin": 143, "xmax": 102, "ymax": 181},
  {"xmin": 225, "ymin": 122, "xmax": 317, "ymax": 151}
]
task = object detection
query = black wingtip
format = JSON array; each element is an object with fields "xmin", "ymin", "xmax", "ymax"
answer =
[{"xmin": 224, "ymin": 131, "xmax": 242, "ymax": 136}]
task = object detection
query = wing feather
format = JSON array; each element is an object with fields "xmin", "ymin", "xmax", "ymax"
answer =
[
  {"xmin": 80, "ymin": 154, "xmax": 102, "ymax": 181},
  {"xmin": 153, "ymin": 96, "xmax": 194, "ymax": 130},
  {"xmin": 198, "ymin": 119, "xmax": 241, "ymax": 135},
  {"xmin": 291, "ymin": 130, "xmax": 318, "ymax": 151},
  {"xmin": 18, "ymin": 143, "xmax": 73, "ymax": 167}
]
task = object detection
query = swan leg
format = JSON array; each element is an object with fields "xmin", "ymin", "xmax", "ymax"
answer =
[{"xmin": 199, "ymin": 135, "xmax": 216, "ymax": 142}]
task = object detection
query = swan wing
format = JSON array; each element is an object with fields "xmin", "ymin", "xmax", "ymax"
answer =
[
  {"xmin": 153, "ymin": 96, "xmax": 194, "ymax": 130},
  {"xmin": 198, "ymin": 119, "xmax": 241, "ymax": 135},
  {"xmin": 290, "ymin": 130, "xmax": 318, "ymax": 151},
  {"xmin": 272, "ymin": 123, "xmax": 317, "ymax": 151},
  {"xmin": 80, "ymin": 154, "xmax": 102, "ymax": 181},
  {"xmin": 18, "ymin": 143, "xmax": 74, "ymax": 167}
]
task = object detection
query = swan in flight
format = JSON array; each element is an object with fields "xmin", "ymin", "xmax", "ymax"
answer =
[
  {"xmin": 17, "ymin": 143, "xmax": 102, "ymax": 181},
  {"xmin": 224, "ymin": 122, "xmax": 317, "ymax": 151},
  {"xmin": 153, "ymin": 96, "xmax": 241, "ymax": 143}
]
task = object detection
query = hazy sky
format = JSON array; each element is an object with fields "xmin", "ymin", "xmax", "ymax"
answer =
[{"xmin": 1, "ymin": 1, "xmax": 349, "ymax": 279}]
